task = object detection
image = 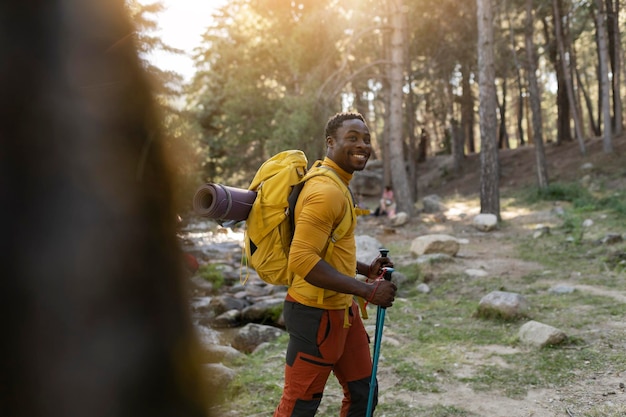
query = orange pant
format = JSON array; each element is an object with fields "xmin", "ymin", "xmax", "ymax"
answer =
[{"xmin": 274, "ymin": 299, "xmax": 376, "ymax": 417}]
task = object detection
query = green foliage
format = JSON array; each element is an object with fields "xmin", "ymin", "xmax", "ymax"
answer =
[
  {"xmin": 595, "ymin": 191, "xmax": 626, "ymax": 215},
  {"xmin": 523, "ymin": 182, "xmax": 626, "ymax": 215},
  {"xmin": 527, "ymin": 182, "xmax": 593, "ymax": 204},
  {"xmin": 265, "ymin": 303, "xmax": 284, "ymax": 324},
  {"xmin": 187, "ymin": 0, "xmax": 348, "ymax": 185},
  {"xmin": 198, "ymin": 264, "xmax": 224, "ymax": 290}
]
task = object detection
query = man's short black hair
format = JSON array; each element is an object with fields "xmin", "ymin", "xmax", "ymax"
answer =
[{"xmin": 325, "ymin": 112, "xmax": 366, "ymax": 139}]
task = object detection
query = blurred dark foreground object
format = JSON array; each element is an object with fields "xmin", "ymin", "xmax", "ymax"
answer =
[
  {"xmin": 193, "ymin": 183, "xmax": 257, "ymax": 222},
  {"xmin": 0, "ymin": 1, "xmax": 211, "ymax": 416}
]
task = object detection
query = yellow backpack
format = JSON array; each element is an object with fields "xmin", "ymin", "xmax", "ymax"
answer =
[{"xmin": 243, "ymin": 150, "xmax": 360, "ymax": 287}]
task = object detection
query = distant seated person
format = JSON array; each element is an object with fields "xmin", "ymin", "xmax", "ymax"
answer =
[{"xmin": 374, "ymin": 185, "xmax": 396, "ymax": 218}]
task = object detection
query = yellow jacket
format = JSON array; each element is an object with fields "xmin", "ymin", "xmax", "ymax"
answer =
[{"xmin": 287, "ymin": 158, "xmax": 356, "ymax": 310}]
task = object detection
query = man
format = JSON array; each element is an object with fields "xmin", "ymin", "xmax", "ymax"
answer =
[{"xmin": 274, "ymin": 112, "xmax": 397, "ymax": 416}]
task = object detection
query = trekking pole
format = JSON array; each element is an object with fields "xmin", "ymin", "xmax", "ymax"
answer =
[{"xmin": 366, "ymin": 249, "xmax": 394, "ymax": 417}]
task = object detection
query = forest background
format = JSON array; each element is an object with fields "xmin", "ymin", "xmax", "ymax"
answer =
[
  {"xmin": 123, "ymin": 2, "xmax": 626, "ymax": 415},
  {"xmin": 129, "ymin": 0, "xmax": 623, "ymax": 221}
]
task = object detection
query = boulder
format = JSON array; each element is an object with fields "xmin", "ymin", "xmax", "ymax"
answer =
[
  {"xmin": 390, "ymin": 211, "xmax": 409, "ymax": 226},
  {"xmin": 410, "ymin": 234, "xmax": 460, "ymax": 257},
  {"xmin": 519, "ymin": 320, "xmax": 567, "ymax": 347},
  {"xmin": 241, "ymin": 298, "xmax": 285, "ymax": 324},
  {"xmin": 472, "ymin": 213, "xmax": 498, "ymax": 232},
  {"xmin": 208, "ymin": 295, "xmax": 251, "ymax": 316},
  {"xmin": 201, "ymin": 363, "xmax": 237, "ymax": 402},
  {"xmin": 197, "ymin": 343, "xmax": 243, "ymax": 364},
  {"xmin": 232, "ymin": 323, "xmax": 285, "ymax": 353},
  {"xmin": 212, "ymin": 309, "xmax": 241, "ymax": 328},
  {"xmin": 356, "ymin": 235, "xmax": 385, "ymax": 265},
  {"xmin": 477, "ymin": 291, "xmax": 530, "ymax": 320},
  {"xmin": 422, "ymin": 194, "xmax": 447, "ymax": 213}
]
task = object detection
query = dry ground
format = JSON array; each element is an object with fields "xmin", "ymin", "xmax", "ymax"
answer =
[{"xmin": 352, "ymin": 137, "xmax": 626, "ymax": 416}]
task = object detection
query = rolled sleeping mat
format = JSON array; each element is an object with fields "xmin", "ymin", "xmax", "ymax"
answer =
[{"xmin": 193, "ymin": 183, "xmax": 257, "ymax": 222}]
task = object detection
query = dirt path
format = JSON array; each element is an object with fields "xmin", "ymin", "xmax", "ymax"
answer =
[{"xmin": 356, "ymin": 197, "xmax": 626, "ymax": 417}]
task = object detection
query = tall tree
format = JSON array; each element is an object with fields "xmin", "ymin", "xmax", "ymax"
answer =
[
  {"xmin": 553, "ymin": 0, "xmax": 587, "ymax": 154},
  {"xmin": 189, "ymin": 0, "xmax": 343, "ymax": 184},
  {"xmin": 386, "ymin": 0, "xmax": 413, "ymax": 215},
  {"xmin": 477, "ymin": 0, "xmax": 500, "ymax": 218},
  {"xmin": 605, "ymin": 0, "xmax": 623, "ymax": 136},
  {"xmin": 525, "ymin": 0, "xmax": 549, "ymax": 189},
  {"xmin": 594, "ymin": 0, "xmax": 613, "ymax": 152},
  {"xmin": 505, "ymin": 0, "xmax": 526, "ymax": 147},
  {"xmin": 408, "ymin": 0, "xmax": 477, "ymax": 154}
]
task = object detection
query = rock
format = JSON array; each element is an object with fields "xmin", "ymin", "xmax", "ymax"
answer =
[
  {"xmin": 549, "ymin": 285, "xmax": 575, "ymax": 295},
  {"xmin": 356, "ymin": 235, "xmax": 385, "ymax": 264},
  {"xmin": 190, "ymin": 276, "xmax": 215, "ymax": 293},
  {"xmin": 416, "ymin": 283, "xmax": 430, "ymax": 293},
  {"xmin": 212, "ymin": 309, "xmax": 241, "ymax": 328},
  {"xmin": 232, "ymin": 323, "xmax": 285, "ymax": 353},
  {"xmin": 198, "ymin": 343, "xmax": 243, "ymax": 364},
  {"xmin": 390, "ymin": 211, "xmax": 409, "ymax": 226},
  {"xmin": 477, "ymin": 291, "xmax": 530, "ymax": 320},
  {"xmin": 519, "ymin": 320, "xmax": 567, "ymax": 347},
  {"xmin": 472, "ymin": 213, "xmax": 498, "ymax": 232},
  {"xmin": 602, "ymin": 233, "xmax": 623, "ymax": 245},
  {"xmin": 195, "ymin": 324, "xmax": 222, "ymax": 345},
  {"xmin": 201, "ymin": 363, "xmax": 237, "ymax": 402},
  {"xmin": 208, "ymin": 295, "xmax": 251, "ymax": 316},
  {"xmin": 422, "ymin": 194, "xmax": 447, "ymax": 213},
  {"xmin": 580, "ymin": 162, "xmax": 594, "ymax": 171},
  {"xmin": 238, "ymin": 283, "xmax": 274, "ymax": 298},
  {"xmin": 241, "ymin": 298, "xmax": 285, "ymax": 324},
  {"xmin": 190, "ymin": 296, "xmax": 212, "ymax": 311},
  {"xmin": 410, "ymin": 234, "xmax": 460, "ymax": 256},
  {"xmin": 465, "ymin": 268, "xmax": 488, "ymax": 277},
  {"xmin": 533, "ymin": 224, "xmax": 551, "ymax": 239}
]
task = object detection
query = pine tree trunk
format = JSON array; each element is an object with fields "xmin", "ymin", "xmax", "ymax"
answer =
[
  {"xmin": 451, "ymin": 119, "xmax": 464, "ymax": 175},
  {"xmin": 576, "ymin": 66, "xmax": 600, "ymax": 136},
  {"xmin": 498, "ymin": 81, "xmax": 510, "ymax": 149},
  {"xmin": 505, "ymin": 1, "xmax": 526, "ymax": 147},
  {"xmin": 606, "ymin": 0, "xmax": 623, "ymax": 136},
  {"xmin": 477, "ymin": 0, "xmax": 500, "ymax": 218},
  {"xmin": 553, "ymin": 0, "xmax": 587, "ymax": 154},
  {"xmin": 541, "ymin": 14, "xmax": 572, "ymax": 145},
  {"xmin": 406, "ymin": 49, "xmax": 419, "ymax": 200},
  {"xmin": 461, "ymin": 64, "xmax": 475, "ymax": 154},
  {"xmin": 386, "ymin": 0, "xmax": 413, "ymax": 215},
  {"xmin": 382, "ymin": 27, "xmax": 393, "ymax": 188},
  {"xmin": 525, "ymin": 0, "xmax": 549, "ymax": 190},
  {"xmin": 595, "ymin": 0, "xmax": 613, "ymax": 152}
]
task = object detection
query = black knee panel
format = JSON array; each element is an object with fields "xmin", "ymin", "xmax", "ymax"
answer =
[{"xmin": 346, "ymin": 376, "xmax": 377, "ymax": 416}]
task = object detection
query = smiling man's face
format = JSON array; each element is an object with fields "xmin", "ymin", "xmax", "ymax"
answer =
[{"xmin": 326, "ymin": 118, "xmax": 371, "ymax": 174}]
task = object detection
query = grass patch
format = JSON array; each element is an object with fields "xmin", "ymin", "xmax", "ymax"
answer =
[{"xmin": 214, "ymin": 337, "xmax": 286, "ymax": 414}]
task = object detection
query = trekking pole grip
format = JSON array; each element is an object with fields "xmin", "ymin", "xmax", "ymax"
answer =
[{"xmin": 378, "ymin": 248, "xmax": 394, "ymax": 281}]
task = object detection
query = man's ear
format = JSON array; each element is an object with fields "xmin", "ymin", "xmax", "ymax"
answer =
[{"xmin": 326, "ymin": 136, "xmax": 334, "ymax": 148}]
